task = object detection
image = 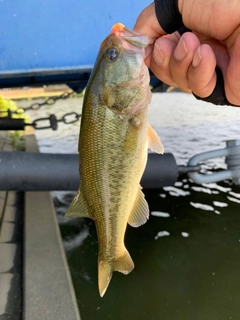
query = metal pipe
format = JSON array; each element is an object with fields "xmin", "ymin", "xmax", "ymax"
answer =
[
  {"xmin": 187, "ymin": 141, "xmax": 240, "ymax": 184},
  {"xmin": 0, "ymin": 152, "xmax": 178, "ymax": 191},
  {"xmin": 0, "ymin": 118, "xmax": 25, "ymax": 131}
]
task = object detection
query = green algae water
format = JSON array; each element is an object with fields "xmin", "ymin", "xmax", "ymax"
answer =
[{"xmin": 28, "ymin": 92, "xmax": 240, "ymax": 320}]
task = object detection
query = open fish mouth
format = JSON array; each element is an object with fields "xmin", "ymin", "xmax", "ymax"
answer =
[{"xmin": 111, "ymin": 23, "xmax": 154, "ymax": 50}]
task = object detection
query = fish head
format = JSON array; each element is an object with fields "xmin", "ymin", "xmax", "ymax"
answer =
[{"xmin": 93, "ymin": 23, "xmax": 154, "ymax": 115}]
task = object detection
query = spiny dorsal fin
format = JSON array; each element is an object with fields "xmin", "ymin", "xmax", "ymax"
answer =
[
  {"xmin": 148, "ymin": 124, "xmax": 164, "ymax": 154},
  {"xmin": 128, "ymin": 187, "xmax": 149, "ymax": 227},
  {"xmin": 65, "ymin": 188, "xmax": 91, "ymax": 218}
]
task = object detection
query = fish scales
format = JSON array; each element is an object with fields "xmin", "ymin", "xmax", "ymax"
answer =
[
  {"xmin": 66, "ymin": 23, "xmax": 164, "ymax": 297},
  {"xmin": 81, "ymin": 100, "xmax": 148, "ymax": 253}
]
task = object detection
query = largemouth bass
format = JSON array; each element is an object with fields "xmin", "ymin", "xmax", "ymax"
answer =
[{"xmin": 66, "ymin": 23, "xmax": 164, "ymax": 297}]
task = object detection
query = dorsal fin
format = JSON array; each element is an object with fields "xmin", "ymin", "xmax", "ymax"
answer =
[
  {"xmin": 148, "ymin": 124, "xmax": 164, "ymax": 154},
  {"xmin": 128, "ymin": 186, "xmax": 149, "ymax": 227}
]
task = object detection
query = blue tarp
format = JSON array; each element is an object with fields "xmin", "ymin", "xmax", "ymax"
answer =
[{"xmin": 0, "ymin": 1, "xmax": 149, "ymax": 76}]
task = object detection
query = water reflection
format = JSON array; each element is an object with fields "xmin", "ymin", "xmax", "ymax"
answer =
[
  {"xmin": 229, "ymin": 191, "xmax": 240, "ymax": 198},
  {"xmin": 163, "ymin": 186, "xmax": 190, "ymax": 197},
  {"xmin": 213, "ymin": 201, "xmax": 228, "ymax": 207},
  {"xmin": 191, "ymin": 186, "xmax": 212, "ymax": 194},
  {"xmin": 202, "ymin": 183, "xmax": 231, "ymax": 193},
  {"xmin": 227, "ymin": 196, "xmax": 240, "ymax": 204},
  {"xmin": 181, "ymin": 232, "xmax": 190, "ymax": 238},
  {"xmin": 190, "ymin": 202, "xmax": 215, "ymax": 211},
  {"xmin": 154, "ymin": 231, "xmax": 170, "ymax": 239},
  {"xmin": 151, "ymin": 211, "xmax": 170, "ymax": 218}
]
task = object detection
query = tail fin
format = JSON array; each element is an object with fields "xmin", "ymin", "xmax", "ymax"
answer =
[
  {"xmin": 98, "ymin": 260, "xmax": 113, "ymax": 298},
  {"xmin": 98, "ymin": 249, "xmax": 134, "ymax": 297}
]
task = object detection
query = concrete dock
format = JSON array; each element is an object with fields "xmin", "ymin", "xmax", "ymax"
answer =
[{"xmin": 0, "ymin": 131, "xmax": 81, "ymax": 320}]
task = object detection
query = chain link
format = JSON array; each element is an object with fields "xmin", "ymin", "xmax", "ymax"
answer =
[
  {"xmin": 23, "ymin": 91, "xmax": 74, "ymax": 111},
  {"xmin": 30, "ymin": 112, "xmax": 81, "ymax": 130},
  {"xmin": 60, "ymin": 112, "xmax": 80, "ymax": 124}
]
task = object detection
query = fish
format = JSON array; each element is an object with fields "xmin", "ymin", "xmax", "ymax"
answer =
[{"xmin": 66, "ymin": 23, "xmax": 164, "ymax": 297}]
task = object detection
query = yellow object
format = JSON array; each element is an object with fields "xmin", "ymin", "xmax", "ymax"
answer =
[
  {"xmin": 66, "ymin": 24, "xmax": 163, "ymax": 297},
  {"xmin": 0, "ymin": 95, "xmax": 30, "ymax": 124}
]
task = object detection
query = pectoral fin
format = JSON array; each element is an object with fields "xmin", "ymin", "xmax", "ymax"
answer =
[
  {"xmin": 128, "ymin": 187, "xmax": 149, "ymax": 227},
  {"xmin": 148, "ymin": 124, "xmax": 164, "ymax": 154},
  {"xmin": 65, "ymin": 188, "xmax": 91, "ymax": 219}
]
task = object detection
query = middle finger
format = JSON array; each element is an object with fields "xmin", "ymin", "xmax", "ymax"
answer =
[{"xmin": 169, "ymin": 32, "xmax": 200, "ymax": 92}]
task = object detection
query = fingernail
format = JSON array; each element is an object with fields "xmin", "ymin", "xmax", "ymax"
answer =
[
  {"xmin": 153, "ymin": 42, "xmax": 165, "ymax": 65},
  {"xmin": 174, "ymin": 37, "xmax": 188, "ymax": 61},
  {"xmin": 192, "ymin": 47, "xmax": 202, "ymax": 67}
]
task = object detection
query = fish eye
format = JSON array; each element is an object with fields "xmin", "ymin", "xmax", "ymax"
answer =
[{"xmin": 105, "ymin": 48, "xmax": 118, "ymax": 61}]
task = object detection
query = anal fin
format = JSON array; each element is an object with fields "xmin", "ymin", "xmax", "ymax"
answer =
[
  {"xmin": 65, "ymin": 188, "xmax": 91, "ymax": 218},
  {"xmin": 128, "ymin": 186, "xmax": 149, "ymax": 227}
]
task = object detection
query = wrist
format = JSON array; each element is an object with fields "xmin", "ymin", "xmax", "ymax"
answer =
[{"xmin": 154, "ymin": 0, "xmax": 184, "ymax": 34}]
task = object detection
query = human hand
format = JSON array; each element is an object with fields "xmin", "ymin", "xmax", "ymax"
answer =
[{"xmin": 134, "ymin": 1, "xmax": 240, "ymax": 106}]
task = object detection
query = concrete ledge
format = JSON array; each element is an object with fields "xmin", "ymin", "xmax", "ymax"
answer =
[
  {"xmin": 5, "ymin": 192, "xmax": 17, "ymax": 206},
  {"xmin": 0, "ymin": 191, "xmax": 6, "ymax": 199},
  {"xmin": 0, "ymin": 192, "xmax": 6, "ymax": 222},
  {"xmin": 4, "ymin": 205, "xmax": 17, "ymax": 222},
  {"xmin": 0, "ymin": 244, "xmax": 16, "ymax": 273},
  {"xmin": 0, "ymin": 222, "xmax": 15, "ymax": 243},
  {"xmin": 0, "ymin": 199, "xmax": 5, "ymax": 222},
  {"xmin": 0, "ymin": 274, "xmax": 13, "ymax": 315},
  {"xmin": 24, "ymin": 135, "xmax": 80, "ymax": 320}
]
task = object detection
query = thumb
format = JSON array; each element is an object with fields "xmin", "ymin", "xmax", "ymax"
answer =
[{"xmin": 134, "ymin": 3, "xmax": 166, "ymax": 38}]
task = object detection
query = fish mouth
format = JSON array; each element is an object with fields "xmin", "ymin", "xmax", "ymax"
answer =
[{"xmin": 111, "ymin": 23, "xmax": 154, "ymax": 49}]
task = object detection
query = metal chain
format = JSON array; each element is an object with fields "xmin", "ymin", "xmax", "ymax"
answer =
[
  {"xmin": 27, "ymin": 91, "xmax": 81, "ymax": 130},
  {"xmin": 18, "ymin": 91, "xmax": 74, "ymax": 112},
  {"xmin": 28, "ymin": 112, "xmax": 81, "ymax": 130}
]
